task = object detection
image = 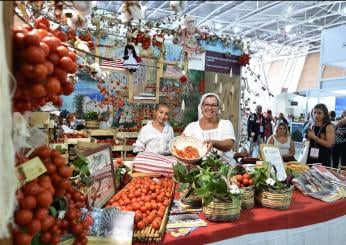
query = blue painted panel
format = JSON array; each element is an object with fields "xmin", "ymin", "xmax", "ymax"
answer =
[
  {"xmin": 335, "ymin": 96, "xmax": 346, "ymax": 117},
  {"xmin": 199, "ymin": 39, "xmax": 242, "ymax": 56}
]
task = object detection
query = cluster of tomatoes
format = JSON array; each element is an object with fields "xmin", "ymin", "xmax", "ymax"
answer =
[
  {"xmin": 61, "ymin": 133, "xmax": 87, "ymax": 139},
  {"xmin": 106, "ymin": 177, "xmax": 173, "ymax": 230},
  {"xmin": 14, "ymin": 145, "xmax": 92, "ymax": 245},
  {"xmin": 12, "ymin": 16, "xmax": 77, "ymax": 112},
  {"xmin": 234, "ymin": 173, "xmax": 254, "ymax": 187}
]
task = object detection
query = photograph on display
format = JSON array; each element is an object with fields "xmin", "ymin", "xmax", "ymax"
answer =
[{"xmin": 84, "ymin": 145, "xmax": 116, "ymax": 208}]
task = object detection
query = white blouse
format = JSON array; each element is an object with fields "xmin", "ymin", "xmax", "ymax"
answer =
[
  {"xmin": 183, "ymin": 119, "xmax": 236, "ymax": 161},
  {"xmin": 272, "ymin": 136, "xmax": 291, "ymax": 156},
  {"xmin": 133, "ymin": 121, "xmax": 174, "ymax": 155}
]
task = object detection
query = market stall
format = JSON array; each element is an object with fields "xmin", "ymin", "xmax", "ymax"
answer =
[{"xmin": 2, "ymin": 1, "xmax": 346, "ymax": 245}]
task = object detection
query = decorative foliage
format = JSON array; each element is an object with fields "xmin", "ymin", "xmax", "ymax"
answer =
[
  {"xmin": 250, "ymin": 162, "xmax": 291, "ymax": 191},
  {"xmin": 173, "ymin": 154, "xmax": 243, "ymax": 208}
]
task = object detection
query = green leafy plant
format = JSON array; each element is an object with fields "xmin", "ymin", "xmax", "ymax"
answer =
[
  {"xmin": 250, "ymin": 161, "xmax": 290, "ymax": 191},
  {"xmin": 173, "ymin": 154, "xmax": 243, "ymax": 209},
  {"xmin": 71, "ymin": 154, "xmax": 91, "ymax": 185},
  {"xmin": 83, "ymin": 111, "xmax": 99, "ymax": 121}
]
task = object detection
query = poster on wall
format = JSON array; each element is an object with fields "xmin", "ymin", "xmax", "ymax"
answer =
[
  {"xmin": 204, "ymin": 50, "xmax": 240, "ymax": 75},
  {"xmin": 188, "ymin": 53, "xmax": 205, "ymax": 71}
]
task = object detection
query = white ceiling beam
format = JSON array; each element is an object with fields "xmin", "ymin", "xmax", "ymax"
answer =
[
  {"xmin": 146, "ymin": 1, "xmax": 168, "ymax": 19},
  {"xmin": 262, "ymin": 11, "xmax": 344, "ymax": 42},
  {"xmin": 240, "ymin": 1, "xmax": 344, "ymax": 36},
  {"xmin": 284, "ymin": 20, "xmax": 346, "ymax": 46},
  {"xmin": 219, "ymin": 1, "xmax": 284, "ymax": 32},
  {"xmin": 196, "ymin": 1, "xmax": 235, "ymax": 26}
]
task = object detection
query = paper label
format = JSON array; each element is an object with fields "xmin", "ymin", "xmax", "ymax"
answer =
[
  {"xmin": 16, "ymin": 157, "xmax": 47, "ymax": 187},
  {"xmin": 310, "ymin": 148, "xmax": 319, "ymax": 158}
]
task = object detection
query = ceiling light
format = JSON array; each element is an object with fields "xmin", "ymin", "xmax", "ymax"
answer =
[
  {"xmin": 342, "ymin": 7, "xmax": 346, "ymax": 14},
  {"xmin": 287, "ymin": 6, "xmax": 293, "ymax": 13},
  {"xmin": 286, "ymin": 25, "xmax": 293, "ymax": 33},
  {"xmin": 214, "ymin": 23, "xmax": 222, "ymax": 30},
  {"xmin": 308, "ymin": 19, "xmax": 314, "ymax": 23},
  {"xmin": 234, "ymin": 26, "xmax": 241, "ymax": 33}
]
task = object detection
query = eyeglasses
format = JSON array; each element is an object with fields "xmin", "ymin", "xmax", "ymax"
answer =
[{"xmin": 203, "ymin": 103, "xmax": 218, "ymax": 108}]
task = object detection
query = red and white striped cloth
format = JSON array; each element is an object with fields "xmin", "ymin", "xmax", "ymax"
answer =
[
  {"xmin": 100, "ymin": 59, "xmax": 125, "ymax": 69},
  {"xmin": 133, "ymin": 152, "xmax": 176, "ymax": 176},
  {"xmin": 164, "ymin": 65, "xmax": 183, "ymax": 77}
]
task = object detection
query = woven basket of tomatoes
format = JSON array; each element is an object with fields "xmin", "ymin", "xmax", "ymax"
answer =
[
  {"xmin": 106, "ymin": 176, "xmax": 174, "ymax": 242},
  {"xmin": 231, "ymin": 172, "xmax": 255, "ymax": 209}
]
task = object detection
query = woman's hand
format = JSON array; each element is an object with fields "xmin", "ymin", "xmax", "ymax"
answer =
[
  {"xmin": 203, "ymin": 140, "xmax": 214, "ymax": 152},
  {"xmin": 307, "ymin": 129, "xmax": 316, "ymax": 140}
]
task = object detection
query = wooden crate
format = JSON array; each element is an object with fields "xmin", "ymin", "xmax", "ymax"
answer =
[{"xmin": 87, "ymin": 129, "xmax": 117, "ymax": 137}]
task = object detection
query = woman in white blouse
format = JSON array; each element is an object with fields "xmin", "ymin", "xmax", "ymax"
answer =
[
  {"xmin": 133, "ymin": 103, "xmax": 174, "ymax": 155},
  {"xmin": 267, "ymin": 122, "xmax": 296, "ymax": 161},
  {"xmin": 182, "ymin": 93, "xmax": 236, "ymax": 161}
]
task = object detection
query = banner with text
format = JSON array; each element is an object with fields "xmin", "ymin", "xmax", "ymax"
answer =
[
  {"xmin": 188, "ymin": 53, "xmax": 206, "ymax": 71},
  {"xmin": 205, "ymin": 50, "xmax": 240, "ymax": 75}
]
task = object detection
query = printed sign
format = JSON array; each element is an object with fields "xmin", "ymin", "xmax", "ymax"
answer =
[
  {"xmin": 188, "ymin": 53, "xmax": 205, "ymax": 71},
  {"xmin": 205, "ymin": 50, "xmax": 240, "ymax": 74}
]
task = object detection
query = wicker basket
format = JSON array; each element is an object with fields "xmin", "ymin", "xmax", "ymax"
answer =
[
  {"xmin": 85, "ymin": 120, "xmax": 100, "ymax": 129},
  {"xmin": 241, "ymin": 186, "xmax": 255, "ymax": 209},
  {"xmin": 203, "ymin": 198, "xmax": 241, "ymax": 221},
  {"xmin": 255, "ymin": 186, "xmax": 294, "ymax": 210},
  {"xmin": 180, "ymin": 189, "xmax": 202, "ymax": 208}
]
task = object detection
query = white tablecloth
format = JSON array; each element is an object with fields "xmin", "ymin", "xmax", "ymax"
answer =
[{"xmin": 209, "ymin": 215, "xmax": 346, "ymax": 245}]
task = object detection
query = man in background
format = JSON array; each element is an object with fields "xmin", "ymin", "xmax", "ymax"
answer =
[{"xmin": 247, "ymin": 105, "xmax": 265, "ymax": 157}]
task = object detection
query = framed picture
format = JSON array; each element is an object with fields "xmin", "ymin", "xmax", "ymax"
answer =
[{"xmin": 84, "ymin": 144, "xmax": 116, "ymax": 208}]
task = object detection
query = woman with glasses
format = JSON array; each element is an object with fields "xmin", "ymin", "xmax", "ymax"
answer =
[
  {"xmin": 267, "ymin": 122, "xmax": 296, "ymax": 162},
  {"xmin": 182, "ymin": 93, "xmax": 236, "ymax": 161},
  {"xmin": 306, "ymin": 103, "xmax": 335, "ymax": 166}
]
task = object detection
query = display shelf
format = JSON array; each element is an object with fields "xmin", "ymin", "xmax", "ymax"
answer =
[
  {"xmin": 112, "ymin": 145, "xmax": 134, "ymax": 152},
  {"xmin": 86, "ymin": 129, "xmax": 117, "ymax": 137},
  {"xmin": 64, "ymin": 138, "xmax": 91, "ymax": 145},
  {"xmin": 116, "ymin": 132, "xmax": 139, "ymax": 139}
]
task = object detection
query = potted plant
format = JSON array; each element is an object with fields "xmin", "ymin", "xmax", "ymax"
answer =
[
  {"xmin": 83, "ymin": 111, "xmax": 100, "ymax": 129},
  {"xmin": 173, "ymin": 154, "xmax": 243, "ymax": 221},
  {"xmin": 251, "ymin": 161, "xmax": 293, "ymax": 210}
]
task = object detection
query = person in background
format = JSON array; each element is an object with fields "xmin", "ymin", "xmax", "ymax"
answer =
[
  {"xmin": 133, "ymin": 103, "xmax": 174, "ymax": 155},
  {"xmin": 267, "ymin": 122, "xmax": 296, "ymax": 162},
  {"xmin": 332, "ymin": 110, "xmax": 346, "ymax": 168},
  {"xmin": 264, "ymin": 109, "xmax": 273, "ymax": 142},
  {"xmin": 247, "ymin": 105, "xmax": 265, "ymax": 157},
  {"xmin": 182, "ymin": 93, "xmax": 236, "ymax": 162},
  {"xmin": 276, "ymin": 113, "xmax": 289, "ymax": 126},
  {"xmin": 330, "ymin": 111, "xmax": 336, "ymax": 123},
  {"xmin": 306, "ymin": 103, "xmax": 335, "ymax": 166}
]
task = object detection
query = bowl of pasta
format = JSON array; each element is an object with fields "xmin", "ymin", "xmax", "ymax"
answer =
[{"xmin": 169, "ymin": 136, "xmax": 208, "ymax": 164}]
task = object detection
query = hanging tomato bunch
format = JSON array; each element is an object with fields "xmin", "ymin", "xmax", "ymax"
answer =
[
  {"xmin": 152, "ymin": 33, "xmax": 165, "ymax": 49},
  {"xmin": 14, "ymin": 145, "xmax": 92, "ymax": 245},
  {"xmin": 132, "ymin": 31, "xmax": 152, "ymax": 50},
  {"xmin": 12, "ymin": 16, "xmax": 78, "ymax": 112},
  {"xmin": 239, "ymin": 54, "xmax": 251, "ymax": 66}
]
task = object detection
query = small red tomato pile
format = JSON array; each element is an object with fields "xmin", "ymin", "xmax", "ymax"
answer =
[
  {"xmin": 235, "ymin": 173, "xmax": 254, "ymax": 187},
  {"xmin": 13, "ymin": 145, "xmax": 92, "ymax": 245},
  {"xmin": 106, "ymin": 177, "xmax": 174, "ymax": 230},
  {"xmin": 61, "ymin": 133, "xmax": 87, "ymax": 139},
  {"xmin": 12, "ymin": 16, "xmax": 77, "ymax": 112}
]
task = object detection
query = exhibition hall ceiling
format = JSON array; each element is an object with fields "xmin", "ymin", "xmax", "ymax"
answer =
[{"xmin": 97, "ymin": 1, "xmax": 346, "ymax": 59}]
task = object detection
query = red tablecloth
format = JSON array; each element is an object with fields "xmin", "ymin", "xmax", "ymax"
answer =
[{"xmin": 161, "ymin": 191, "xmax": 346, "ymax": 245}]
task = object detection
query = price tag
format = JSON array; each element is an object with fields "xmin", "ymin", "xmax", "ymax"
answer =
[{"xmin": 16, "ymin": 157, "xmax": 47, "ymax": 187}]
